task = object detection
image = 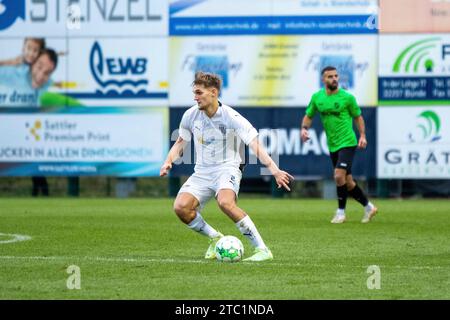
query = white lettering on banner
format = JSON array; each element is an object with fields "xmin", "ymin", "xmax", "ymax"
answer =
[
  {"xmin": 38, "ymin": 165, "xmax": 97, "ymax": 173},
  {"xmin": 81, "ymin": 148, "xmax": 152, "ymax": 159},
  {"xmin": 301, "ymin": 129, "xmax": 321, "ymax": 155},
  {"xmin": 255, "ymin": 129, "xmax": 329, "ymax": 156},
  {"xmin": 46, "ymin": 148, "xmax": 80, "ymax": 158},
  {"xmin": 277, "ymin": 129, "xmax": 300, "ymax": 155}
]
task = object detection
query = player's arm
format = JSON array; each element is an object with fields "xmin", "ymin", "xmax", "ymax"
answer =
[
  {"xmin": 348, "ymin": 94, "xmax": 366, "ymax": 149},
  {"xmin": 300, "ymin": 115, "xmax": 313, "ymax": 142},
  {"xmin": 354, "ymin": 115, "xmax": 367, "ymax": 149},
  {"xmin": 160, "ymin": 136, "xmax": 187, "ymax": 177},
  {"xmin": 301, "ymin": 96, "xmax": 317, "ymax": 142},
  {"xmin": 248, "ymin": 137, "xmax": 294, "ymax": 191}
]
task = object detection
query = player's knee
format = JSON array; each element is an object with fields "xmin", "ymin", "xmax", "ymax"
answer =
[
  {"xmin": 173, "ymin": 201, "xmax": 193, "ymax": 219},
  {"xmin": 334, "ymin": 173, "xmax": 346, "ymax": 185},
  {"xmin": 217, "ymin": 198, "xmax": 236, "ymax": 213}
]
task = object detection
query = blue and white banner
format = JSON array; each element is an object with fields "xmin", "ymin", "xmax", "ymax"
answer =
[
  {"xmin": 0, "ymin": 107, "xmax": 169, "ymax": 176},
  {"xmin": 170, "ymin": 0, "xmax": 378, "ymax": 36},
  {"xmin": 379, "ymin": 34, "xmax": 450, "ymax": 105},
  {"xmin": 377, "ymin": 107, "xmax": 450, "ymax": 179},
  {"xmin": 169, "ymin": 107, "xmax": 376, "ymax": 178}
]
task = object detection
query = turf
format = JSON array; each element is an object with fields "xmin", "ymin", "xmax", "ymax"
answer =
[{"xmin": 0, "ymin": 198, "xmax": 449, "ymax": 299}]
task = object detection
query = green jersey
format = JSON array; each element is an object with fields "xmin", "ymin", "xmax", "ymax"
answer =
[{"xmin": 305, "ymin": 88, "xmax": 361, "ymax": 153}]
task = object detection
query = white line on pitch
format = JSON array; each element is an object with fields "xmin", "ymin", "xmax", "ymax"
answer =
[
  {"xmin": 0, "ymin": 255, "xmax": 445, "ymax": 270},
  {"xmin": 0, "ymin": 233, "xmax": 32, "ymax": 244}
]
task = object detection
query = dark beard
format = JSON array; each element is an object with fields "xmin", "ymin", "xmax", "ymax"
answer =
[{"xmin": 327, "ymin": 83, "xmax": 338, "ymax": 91}]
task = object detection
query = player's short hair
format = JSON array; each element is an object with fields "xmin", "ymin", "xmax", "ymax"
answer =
[
  {"xmin": 25, "ymin": 37, "xmax": 46, "ymax": 51},
  {"xmin": 192, "ymin": 72, "xmax": 222, "ymax": 92},
  {"xmin": 40, "ymin": 48, "xmax": 58, "ymax": 69},
  {"xmin": 321, "ymin": 66, "xmax": 337, "ymax": 76}
]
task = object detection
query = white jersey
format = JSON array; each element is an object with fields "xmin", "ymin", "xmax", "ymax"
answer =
[{"xmin": 179, "ymin": 102, "xmax": 258, "ymax": 173}]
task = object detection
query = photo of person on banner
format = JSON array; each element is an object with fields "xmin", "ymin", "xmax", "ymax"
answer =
[
  {"xmin": 0, "ymin": 37, "xmax": 79, "ymax": 108},
  {"xmin": 0, "ymin": 37, "xmax": 58, "ymax": 107}
]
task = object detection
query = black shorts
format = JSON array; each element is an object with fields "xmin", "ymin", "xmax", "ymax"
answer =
[{"xmin": 330, "ymin": 146, "xmax": 356, "ymax": 175}]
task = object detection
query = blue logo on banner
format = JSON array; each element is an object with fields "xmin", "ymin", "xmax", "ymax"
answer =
[
  {"xmin": 195, "ymin": 56, "xmax": 229, "ymax": 88},
  {"xmin": 320, "ymin": 56, "xmax": 354, "ymax": 89},
  {"xmin": 170, "ymin": 0, "xmax": 207, "ymax": 16},
  {"xmin": 0, "ymin": 0, "xmax": 25, "ymax": 30},
  {"xmin": 89, "ymin": 41, "xmax": 149, "ymax": 97}
]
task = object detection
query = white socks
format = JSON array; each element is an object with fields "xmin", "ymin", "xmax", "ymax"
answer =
[
  {"xmin": 187, "ymin": 212, "xmax": 220, "ymax": 238},
  {"xmin": 365, "ymin": 202, "xmax": 374, "ymax": 213},
  {"xmin": 187, "ymin": 212, "xmax": 268, "ymax": 250},
  {"xmin": 336, "ymin": 202, "xmax": 373, "ymax": 217},
  {"xmin": 235, "ymin": 215, "xmax": 266, "ymax": 249}
]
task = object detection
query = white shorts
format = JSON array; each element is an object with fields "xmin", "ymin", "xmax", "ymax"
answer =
[{"xmin": 178, "ymin": 167, "xmax": 242, "ymax": 211}]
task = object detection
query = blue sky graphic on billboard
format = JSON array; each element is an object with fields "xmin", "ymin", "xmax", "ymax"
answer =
[
  {"xmin": 195, "ymin": 55, "xmax": 229, "ymax": 88},
  {"xmin": 319, "ymin": 55, "xmax": 354, "ymax": 90}
]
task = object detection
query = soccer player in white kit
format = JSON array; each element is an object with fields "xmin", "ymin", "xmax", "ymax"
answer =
[{"xmin": 160, "ymin": 72, "xmax": 294, "ymax": 261}]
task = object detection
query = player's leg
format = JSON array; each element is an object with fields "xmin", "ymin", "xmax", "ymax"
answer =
[
  {"xmin": 175, "ymin": 174, "xmax": 223, "ymax": 259},
  {"xmin": 214, "ymin": 169, "xmax": 272, "ymax": 261},
  {"xmin": 340, "ymin": 146, "xmax": 378, "ymax": 223},
  {"xmin": 346, "ymin": 174, "xmax": 378, "ymax": 223},
  {"xmin": 216, "ymin": 189, "xmax": 273, "ymax": 261},
  {"xmin": 174, "ymin": 191, "xmax": 222, "ymax": 237},
  {"xmin": 330, "ymin": 149, "xmax": 348, "ymax": 223}
]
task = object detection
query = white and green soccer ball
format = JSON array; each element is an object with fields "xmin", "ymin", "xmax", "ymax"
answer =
[{"xmin": 215, "ymin": 235, "xmax": 244, "ymax": 262}]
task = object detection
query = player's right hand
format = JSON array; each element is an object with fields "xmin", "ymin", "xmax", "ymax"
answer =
[
  {"xmin": 274, "ymin": 170, "xmax": 295, "ymax": 192},
  {"xmin": 160, "ymin": 162, "xmax": 172, "ymax": 177},
  {"xmin": 301, "ymin": 128, "xmax": 310, "ymax": 142}
]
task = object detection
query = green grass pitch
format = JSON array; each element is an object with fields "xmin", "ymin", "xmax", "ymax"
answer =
[{"xmin": 0, "ymin": 198, "xmax": 449, "ymax": 299}]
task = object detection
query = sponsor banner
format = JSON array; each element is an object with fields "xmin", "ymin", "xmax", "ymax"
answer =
[
  {"xmin": 169, "ymin": 35, "xmax": 377, "ymax": 107},
  {"xmin": 169, "ymin": 0, "xmax": 378, "ymax": 35},
  {"xmin": 66, "ymin": 38, "xmax": 168, "ymax": 106},
  {"xmin": 379, "ymin": 34, "xmax": 450, "ymax": 105},
  {"xmin": 0, "ymin": 38, "xmax": 67, "ymax": 108},
  {"xmin": 0, "ymin": 107, "xmax": 169, "ymax": 176},
  {"xmin": 0, "ymin": 0, "xmax": 167, "ymax": 37},
  {"xmin": 377, "ymin": 107, "xmax": 450, "ymax": 179},
  {"xmin": 169, "ymin": 107, "xmax": 376, "ymax": 179},
  {"xmin": 380, "ymin": 0, "xmax": 450, "ymax": 33}
]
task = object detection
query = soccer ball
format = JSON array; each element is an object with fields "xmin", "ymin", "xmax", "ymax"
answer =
[{"xmin": 215, "ymin": 235, "xmax": 244, "ymax": 262}]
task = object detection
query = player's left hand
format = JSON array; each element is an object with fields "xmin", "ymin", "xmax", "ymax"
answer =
[
  {"xmin": 160, "ymin": 162, "xmax": 172, "ymax": 177},
  {"xmin": 274, "ymin": 170, "xmax": 295, "ymax": 191},
  {"xmin": 358, "ymin": 136, "xmax": 367, "ymax": 149}
]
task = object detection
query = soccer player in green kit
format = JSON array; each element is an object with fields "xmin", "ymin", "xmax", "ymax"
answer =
[{"xmin": 300, "ymin": 66, "xmax": 377, "ymax": 224}]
